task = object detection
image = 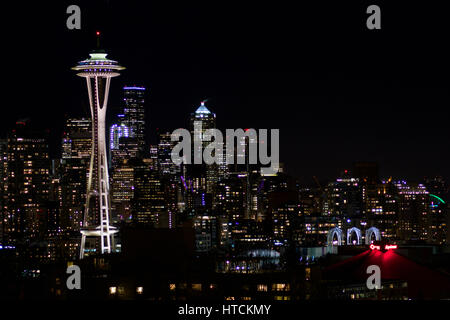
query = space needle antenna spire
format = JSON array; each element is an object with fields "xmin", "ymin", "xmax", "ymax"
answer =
[{"xmin": 96, "ymin": 30, "xmax": 101, "ymax": 49}]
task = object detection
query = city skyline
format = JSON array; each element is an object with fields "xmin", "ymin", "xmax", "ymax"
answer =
[
  {"xmin": 1, "ymin": 1, "xmax": 450, "ymax": 303},
  {"xmin": 3, "ymin": 1, "xmax": 449, "ymax": 183}
]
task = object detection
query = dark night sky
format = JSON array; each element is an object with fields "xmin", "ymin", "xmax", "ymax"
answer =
[{"xmin": 2, "ymin": 1, "xmax": 449, "ymax": 184}]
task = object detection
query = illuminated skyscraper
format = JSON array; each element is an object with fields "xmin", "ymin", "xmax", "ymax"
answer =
[
  {"xmin": 110, "ymin": 122, "xmax": 130, "ymax": 151},
  {"xmin": 189, "ymin": 100, "xmax": 216, "ymax": 135},
  {"xmin": 157, "ymin": 130, "xmax": 180, "ymax": 177},
  {"xmin": 188, "ymin": 100, "xmax": 217, "ymax": 196},
  {"xmin": 111, "ymin": 160, "xmax": 134, "ymax": 223},
  {"xmin": 0, "ymin": 139, "xmax": 7, "ymax": 244},
  {"xmin": 122, "ymin": 86, "xmax": 146, "ymax": 153},
  {"xmin": 72, "ymin": 42, "xmax": 125, "ymax": 258},
  {"xmin": 6, "ymin": 121, "xmax": 50, "ymax": 242},
  {"xmin": 424, "ymin": 177, "xmax": 448, "ymax": 244},
  {"xmin": 132, "ymin": 158, "xmax": 166, "ymax": 226},
  {"xmin": 59, "ymin": 117, "xmax": 92, "ymax": 234},
  {"xmin": 62, "ymin": 118, "xmax": 92, "ymax": 160},
  {"xmin": 396, "ymin": 181, "xmax": 430, "ymax": 242},
  {"xmin": 214, "ymin": 173, "xmax": 247, "ymax": 221},
  {"xmin": 157, "ymin": 131, "xmax": 182, "ymax": 228}
]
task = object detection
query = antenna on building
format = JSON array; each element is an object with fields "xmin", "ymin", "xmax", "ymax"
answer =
[{"xmin": 96, "ymin": 31, "xmax": 101, "ymax": 48}]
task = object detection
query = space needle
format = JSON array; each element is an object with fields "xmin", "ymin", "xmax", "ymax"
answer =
[{"xmin": 72, "ymin": 32, "xmax": 125, "ymax": 258}]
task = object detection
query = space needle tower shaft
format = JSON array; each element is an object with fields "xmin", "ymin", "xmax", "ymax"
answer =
[{"xmin": 71, "ymin": 32, "xmax": 125, "ymax": 258}]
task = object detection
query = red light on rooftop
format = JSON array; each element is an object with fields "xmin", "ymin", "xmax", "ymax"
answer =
[
  {"xmin": 370, "ymin": 243, "xmax": 397, "ymax": 251},
  {"xmin": 96, "ymin": 31, "xmax": 100, "ymax": 36}
]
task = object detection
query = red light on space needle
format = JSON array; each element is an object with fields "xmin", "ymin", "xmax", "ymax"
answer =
[{"xmin": 96, "ymin": 31, "xmax": 100, "ymax": 36}]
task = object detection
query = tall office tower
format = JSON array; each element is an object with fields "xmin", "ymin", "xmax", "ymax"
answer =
[
  {"xmin": 0, "ymin": 139, "xmax": 7, "ymax": 244},
  {"xmin": 47, "ymin": 172, "xmax": 61, "ymax": 236},
  {"xmin": 6, "ymin": 120, "xmax": 50, "ymax": 243},
  {"xmin": 122, "ymin": 86, "xmax": 146, "ymax": 153},
  {"xmin": 189, "ymin": 100, "xmax": 216, "ymax": 136},
  {"xmin": 59, "ymin": 118, "xmax": 92, "ymax": 235},
  {"xmin": 424, "ymin": 176, "xmax": 448, "ymax": 244},
  {"xmin": 217, "ymin": 142, "xmax": 229, "ymax": 180},
  {"xmin": 157, "ymin": 131, "xmax": 182, "ymax": 228},
  {"xmin": 193, "ymin": 214, "xmax": 218, "ymax": 252},
  {"xmin": 299, "ymin": 187, "xmax": 323, "ymax": 217},
  {"xmin": 111, "ymin": 137, "xmax": 139, "ymax": 167},
  {"xmin": 353, "ymin": 162, "xmax": 381, "ymax": 219},
  {"xmin": 59, "ymin": 159, "xmax": 86, "ymax": 233},
  {"xmin": 109, "ymin": 119, "xmax": 138, "ymax": 224},
  {"xmin": 109, "ymin": 113, "xmax": 132, "ymax": 167},
  {"xmin": 110, "ymin": 133, "xmax": 138, "ymax": 223},
  {"xmin": 272, "ymin": 203, "xmax": 301, "ymax": 244},
  {"xmin": 396, "ymin": 181, "xmax": 430, "ymax": 242},
  {"xmin": 110, "ymin": 119, "xmax": 129, "ymax": 150},
  {"xmin": 187, "ymin": 100, "xmax": 217, "ymax": 199},
  {"xmin": 132, "ymin": 158, "xmax": 166, "ymax": 226},
  {"xmin": 224, "ymin": 129, "xmax": 260, "ymax": 219},
  {"xmin": 323, "ymin": 175, "xmax": 362, "ymax": 218},
  {"xmin": 368, "ymin": 179, "xmax": 398, "ymax": 241},
  {"xmin": 46, "ymin": 162, "xmax": 82, "ymax": 261},
  {"xmin": 214, "ymin": 173, "xmax": 247, "ymax": 221},
  {"xmin": 72, "ymin": 44, "xmax": 125, "ymax": 258},
  {"xmin": 157, "ymin": 130, "xmax": 181, "ymax": 178},
  {"xmin": 226, "ymin": 129, "xmax": 258, "ymax": 174},
  {"xmin": 163, "ymin": 179, "xmax": 179, "ymax": 229},
  {"xmin": 256, "ymin": 172, "xmax": 296, "ymax": 222},
  {"xmin": 149, "ymin": 145, "xmax": 159, "ymax": 167},
  {"xmin": 62, "ymin": 118, "xmax": 92, "ymax": 160},
  {"xmin": 111, "ymin": 160, "xmax": 134, "ymax": 223}
]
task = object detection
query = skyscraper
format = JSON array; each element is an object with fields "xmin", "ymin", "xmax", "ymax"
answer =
[
  {"xmin": 62, "ymin": 118, "xmax": 92, "ymax": 160},
  {"xmin": 122, "ymin": 86, "xmax": 146, "ymax": 154},
  {"xmin": 132, "ymin": 158, "xmax": 166, "ymax": 226},
  {"xmin": 72, "ymin": 45, "xmax": 125, "ymax": 258},
  {"xmin": 111, "ymin": 136, "xmax": 139, "ymax": 168},
  {"xmin": 0, "ymin": 139, "xmax": 8, "ymax": 245},
  {"xmin": 157, "ymin": 130, "xmax": 181, "ymax": 178},
  {"xmin": 396, "ymin": 181, "xmax": 430, "ymax": 242},
  {"xmin": 111, "ymin": 160, "xmax": 134, "ymax": 223},
  {"xmin": 109, "ymin": 121, "xmax": 130, "ymax": 151},
  {"xmin": 157, "ymin": 130, "xmax": 182, "ymax": 228},
  {"xmin": 187, "ymin": 100, "xmax": 217, "ymax": 197},
  {"xmin": 59, "ymin": 118, "xmax": 92, "ymax": 235},
  {"xmin": 5, "ymin": 121, "xmax": 50, "ymax": 243}
]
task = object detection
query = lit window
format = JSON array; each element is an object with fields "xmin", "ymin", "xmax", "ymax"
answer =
[
  {"xmin": 136, "ymin": 287, "xmax": 143, "ymax": 294},
  {"xmin": 305, "ymin": 267, "xmax": 311, "ymax": 281},
  {"xmin": 192, "ymin": 283, "xmax": 202, "ymax": 291},
  {"xmin": 109, "ymin": 287, "xmax": 117, "ymax": 295},
  {"xmin": 274, "ymin": 296, "xmax": 290, "ymax": 301},
  {"xmin": 272, "ymin": 283, "xmax": 290, "ymax": 291},
  {"xmin": 254, "ymin": 283, "xmax": 268, "ymax": 293}
]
